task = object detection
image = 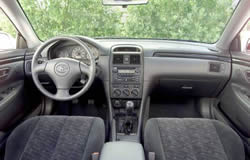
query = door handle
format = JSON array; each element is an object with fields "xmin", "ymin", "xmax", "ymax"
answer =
[
  {"xmin": 0, "ymin": 68, "xmax": 10, "ymax": 79},
  {"xmin": 245, "ymin": 71, "xmax": 250, "ymax": 82}
]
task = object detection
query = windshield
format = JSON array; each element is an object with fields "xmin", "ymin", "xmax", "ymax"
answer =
[{"xmin": 19, "ymin": 0, "xmax": 239, "ymax": 43}]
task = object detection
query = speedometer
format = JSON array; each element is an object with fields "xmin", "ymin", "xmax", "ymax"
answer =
[{"xmin": 71, "ymin": 47, "xmax": 87, "ymax": 60}]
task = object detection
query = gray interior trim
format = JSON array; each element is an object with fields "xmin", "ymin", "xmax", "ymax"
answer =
[{"xmin": 153, "ymin": 52, "xmax": 231, "ymax": 63}]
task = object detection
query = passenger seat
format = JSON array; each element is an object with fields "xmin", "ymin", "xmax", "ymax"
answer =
[{"xmin": 144, "ymin": 118, "xmax": 245, "ymax": 160}]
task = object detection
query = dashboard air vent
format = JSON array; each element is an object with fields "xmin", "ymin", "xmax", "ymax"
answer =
[
  {"xmin": 209, "ymin": 62, "xmax": 221, "ymax": 73},
  {"xmin": 113, "ymin": 47, "xmax": 141, "ymax": 53},
  {"xmin": 113, "ymin": 55, "xmax": 124, "ymax": 64},
  {"xmin": 130, "ymin": 55, "xmax": 141, "ymax": 64}
]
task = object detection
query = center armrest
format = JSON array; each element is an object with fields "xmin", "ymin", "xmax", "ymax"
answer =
[{"xmin": 100, "ymin": 141, "xmax": 145, "ymax": 160}]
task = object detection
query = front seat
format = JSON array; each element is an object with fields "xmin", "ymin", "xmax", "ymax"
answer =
[
  {"xmin": 4, "ymin": 116, "xmax": 105, "ymax": 160},
  {"xmin": 144, "ymin": 118, "xmax": 245, "ymax": 160}
]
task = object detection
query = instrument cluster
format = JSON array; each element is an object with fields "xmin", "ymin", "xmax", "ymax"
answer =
[{"xmin": 50, "ymin": 43, "xmax": 99, "ymax": 64}]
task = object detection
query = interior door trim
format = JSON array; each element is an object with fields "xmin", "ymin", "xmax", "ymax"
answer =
[
  {"xmin": 0, "ymin": 56, "xmax": 24, "ymax": 65},
  {"xmin": 232, "ymin": 58, "xmax": 250, "ymax": 67}
]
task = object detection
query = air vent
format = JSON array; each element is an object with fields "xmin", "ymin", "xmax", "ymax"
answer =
[
  {"xmin": 113, "ymin": 47, "xmax": 141, "ymax": 53},
  {"xmin": 130, "ymin": 55, "xmax": 141, "ymax": 64},
  {"xmin": 209, "ymin": 62, "xmax": 221, "ymax": 73},
  {"xmin": 113, "ymin": 55, "xmax": 124, "ymax": 64}
]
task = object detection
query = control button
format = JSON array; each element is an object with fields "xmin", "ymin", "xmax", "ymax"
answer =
[
  {"xmin": 131, "ymin": 89, "xmax": 139, "ymax": 97},
  {"xmin": 124, "ymin": 85, "xmax": 129, "ymax": 88},
  {"xmin": 124, "ymin": 57, "xmax": 129, "ymax": 62},
  {"xmin": 112, "ymin": 67, "xmax": 118, "ymax": 73},
  {"xmin": 122, "ymin": 89, "xmax": 130, "ymax": 97},
  {"xmin": 134, "ymin": 85, "xmax": 139, "ymax": 88},
  {"xmin": 113, "ymin": 100, "xmax": 122, "ymax": 108},
  {"xmin": 113, "ymin": 89, "xmax": 121, "ymax": 97}
]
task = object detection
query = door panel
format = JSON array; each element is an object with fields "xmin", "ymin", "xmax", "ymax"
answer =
[
  {"xmin": 220, "ymin": 63, "xmax": 250, "ymax": 137},
  {"xmin": 0, "ymin": 50, "xmax": 25, "ymax": 131}
]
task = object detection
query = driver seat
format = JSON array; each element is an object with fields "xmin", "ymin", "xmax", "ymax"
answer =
[{"xmin": 4, "ymin": 116, "xmax": 105, "ymax": 160}]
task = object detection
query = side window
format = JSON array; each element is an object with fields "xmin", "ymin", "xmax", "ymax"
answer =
[
  {"xmin": 239, "ymin": 20, "xmax": 250, "ymax": 53},
  {"xmin": 0, "ymin": 9, "xmax": 16, "ymax": 50}
]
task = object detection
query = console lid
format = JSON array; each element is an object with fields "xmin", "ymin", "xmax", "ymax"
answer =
[{"xmin": 100, "ymin": 142, "xmax": 145, "ymax": 160}]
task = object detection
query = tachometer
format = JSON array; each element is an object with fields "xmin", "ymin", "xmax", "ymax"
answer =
[{"xmin": 71, "ymin": 46, "xmax": 87, "ymax": 60}]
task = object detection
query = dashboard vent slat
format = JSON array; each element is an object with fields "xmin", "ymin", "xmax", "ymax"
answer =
[
  {"xmin": 113, "ymin": 47, "xmax": 141, "ymax": 53},
  {"xmin": 130, "ymin": 55, "xmax": 141, "ymax": 64},
  {"xmin": 113, "ymin": 55, "xmax": 124, "ymax": 64}
]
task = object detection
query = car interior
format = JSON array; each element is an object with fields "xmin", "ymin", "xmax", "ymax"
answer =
[{"xmin": 0, "ymin": 0, "xmax": 249, "ymax": 159}]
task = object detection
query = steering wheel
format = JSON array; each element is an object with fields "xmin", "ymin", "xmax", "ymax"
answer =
[{"xmin": 31, "ymin": 36, "xmax": 96, "ymax": 101}]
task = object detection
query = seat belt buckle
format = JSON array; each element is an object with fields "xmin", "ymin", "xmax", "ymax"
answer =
[
  {"xmin": 148, "ymin": 152, "xmax": 155, "ymax": 160},
  {"xmin": 92, "ymin": 152, "xmax": 100, "ymax": 160}
]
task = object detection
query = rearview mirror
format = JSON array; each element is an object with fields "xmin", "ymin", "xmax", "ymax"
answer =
[
  {"xmin": 103, "ymin": 0, "xmax": 148, "ymax": 6},
  {"xmin": 247, "ymin": 38, "xmax": 250, "ymax": 51}
]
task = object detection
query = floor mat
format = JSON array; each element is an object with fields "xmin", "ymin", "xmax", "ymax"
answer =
[
  {"xmin": 71, "ymin": 102, "xmax": 107, "ymax": 121},
  {"xmin": 149, "ymin": 97, "xmax": 201, "ymax": 118}
]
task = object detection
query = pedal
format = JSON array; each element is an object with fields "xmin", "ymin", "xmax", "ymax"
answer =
[
  {"xmin": 72, "ymin": 99, "xmax": 79, "ymax": 104},
  {"xmin": 88, "ymin": 99, "xmax": 95, "ymax": 105}
]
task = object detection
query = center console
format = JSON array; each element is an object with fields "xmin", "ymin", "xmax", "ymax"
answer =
[
  {"xmin": 110, "ymin": 45, "xmax": 143, "ymax": 141},
  {"xmin": 100, "ymin": 142, "xmax": 145, "ymax": 160}
]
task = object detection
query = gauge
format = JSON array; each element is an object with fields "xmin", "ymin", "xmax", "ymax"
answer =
[
  {"xmin": 71, "ymin": 46, "xmax": 87, "ymax": 60},
  {"xmin": 86, "ymin": 44, "xmax": 99, "ymax": 60},
  {"xmin": 57, "ymin": 50, "xmax": 70, "ymax": 58}
]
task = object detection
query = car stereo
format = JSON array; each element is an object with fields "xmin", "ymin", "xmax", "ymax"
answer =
[{"xmin": 110, "ymin": 47, "xmax": 143, "ymax": 99}]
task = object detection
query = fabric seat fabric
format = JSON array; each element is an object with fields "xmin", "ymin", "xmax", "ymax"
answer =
[
  {"xmin": 4, "ymin": 116, "xmax": 105, "ymax": 160},
  {"xmin": 144, "ymin": 118, "xmax": 245, "ymax": 160}
]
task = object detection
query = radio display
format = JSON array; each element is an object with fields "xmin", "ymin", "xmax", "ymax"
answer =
[{"xmin": 118, "ymin": 69, "xmax": 135, "ymax": 74}]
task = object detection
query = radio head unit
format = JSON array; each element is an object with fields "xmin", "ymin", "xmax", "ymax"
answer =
[{"xmin": 110, "ymin": 45, "xmax": 143, "ymax": 99}]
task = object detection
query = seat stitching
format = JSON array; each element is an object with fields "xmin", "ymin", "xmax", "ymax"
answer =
[
  {"xmin": 48, "ymin": 117, "xmax": 68, "ymax": 160},
  {"xmin": 19, "ymin": 117, "xmax": 41, "ymax": 160},
  {"xmin": 156, "ymin": 119, "xmax": 167, "ymax": 160},
  {"xmin": 211, "ymin": 121, "xmax": 229, "ymax": 160},
  {"xmin": 80, "ymin": 117, "xmax": 95, "ymax": 160}
]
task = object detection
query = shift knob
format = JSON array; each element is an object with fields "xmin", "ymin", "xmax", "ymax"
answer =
[
  {"xmin": 126, "ymin": 101, "xmax": 134, "ymax": 114},
  {"xmin": 126, "ymin": 101, "xmax": 134, "ymax": 108}
]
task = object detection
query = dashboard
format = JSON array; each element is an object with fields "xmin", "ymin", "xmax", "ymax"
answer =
[
  {"xmin": 49, "ymin": 42, "xmax": 100, "ymax": 64},
  {"xmin": 28, "ymin": 36, "xmax": 231, "ymax": 98}
]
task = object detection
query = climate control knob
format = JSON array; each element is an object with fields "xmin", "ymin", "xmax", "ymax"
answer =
[
  {"xmin": 131, "ymin": 89, "xmax": 139, "ymax": 97},
  {"xmin": 122, "ymin": 89, "xmax": 130, "ymax": 97},
  {"xmin": 113, "ymin": 89, "xmax": 121, "ymax": 97}
]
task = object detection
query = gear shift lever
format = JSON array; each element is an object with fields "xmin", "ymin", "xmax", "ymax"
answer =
[
  {"xmin": 123, "ymin": 101, "xmax": 135, "ymax": 135},
  {"xmin": 126, "ymin": 101, "xmax": 134, "ymax": 114}
]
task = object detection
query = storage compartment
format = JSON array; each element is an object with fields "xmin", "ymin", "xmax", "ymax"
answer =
[
  {"xmin": 158, "ymin": 79, "xmax": 220, "ymax": 97},
  {"xmin": 100, "ymin": 142, "xmax": 145, "ymax": 160}
]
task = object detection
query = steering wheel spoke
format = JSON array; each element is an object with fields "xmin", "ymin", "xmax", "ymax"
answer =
[
  {"xmin": 80, "ymin": 62, "xmax": 91, "ymax": 76},
  {"xmin": 55, "ymin": 89, "xmax": 70, "ymax": 99},
  {"xmin": 33, "ymin": 62, "xmax": 47, "ymax": 74}
]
